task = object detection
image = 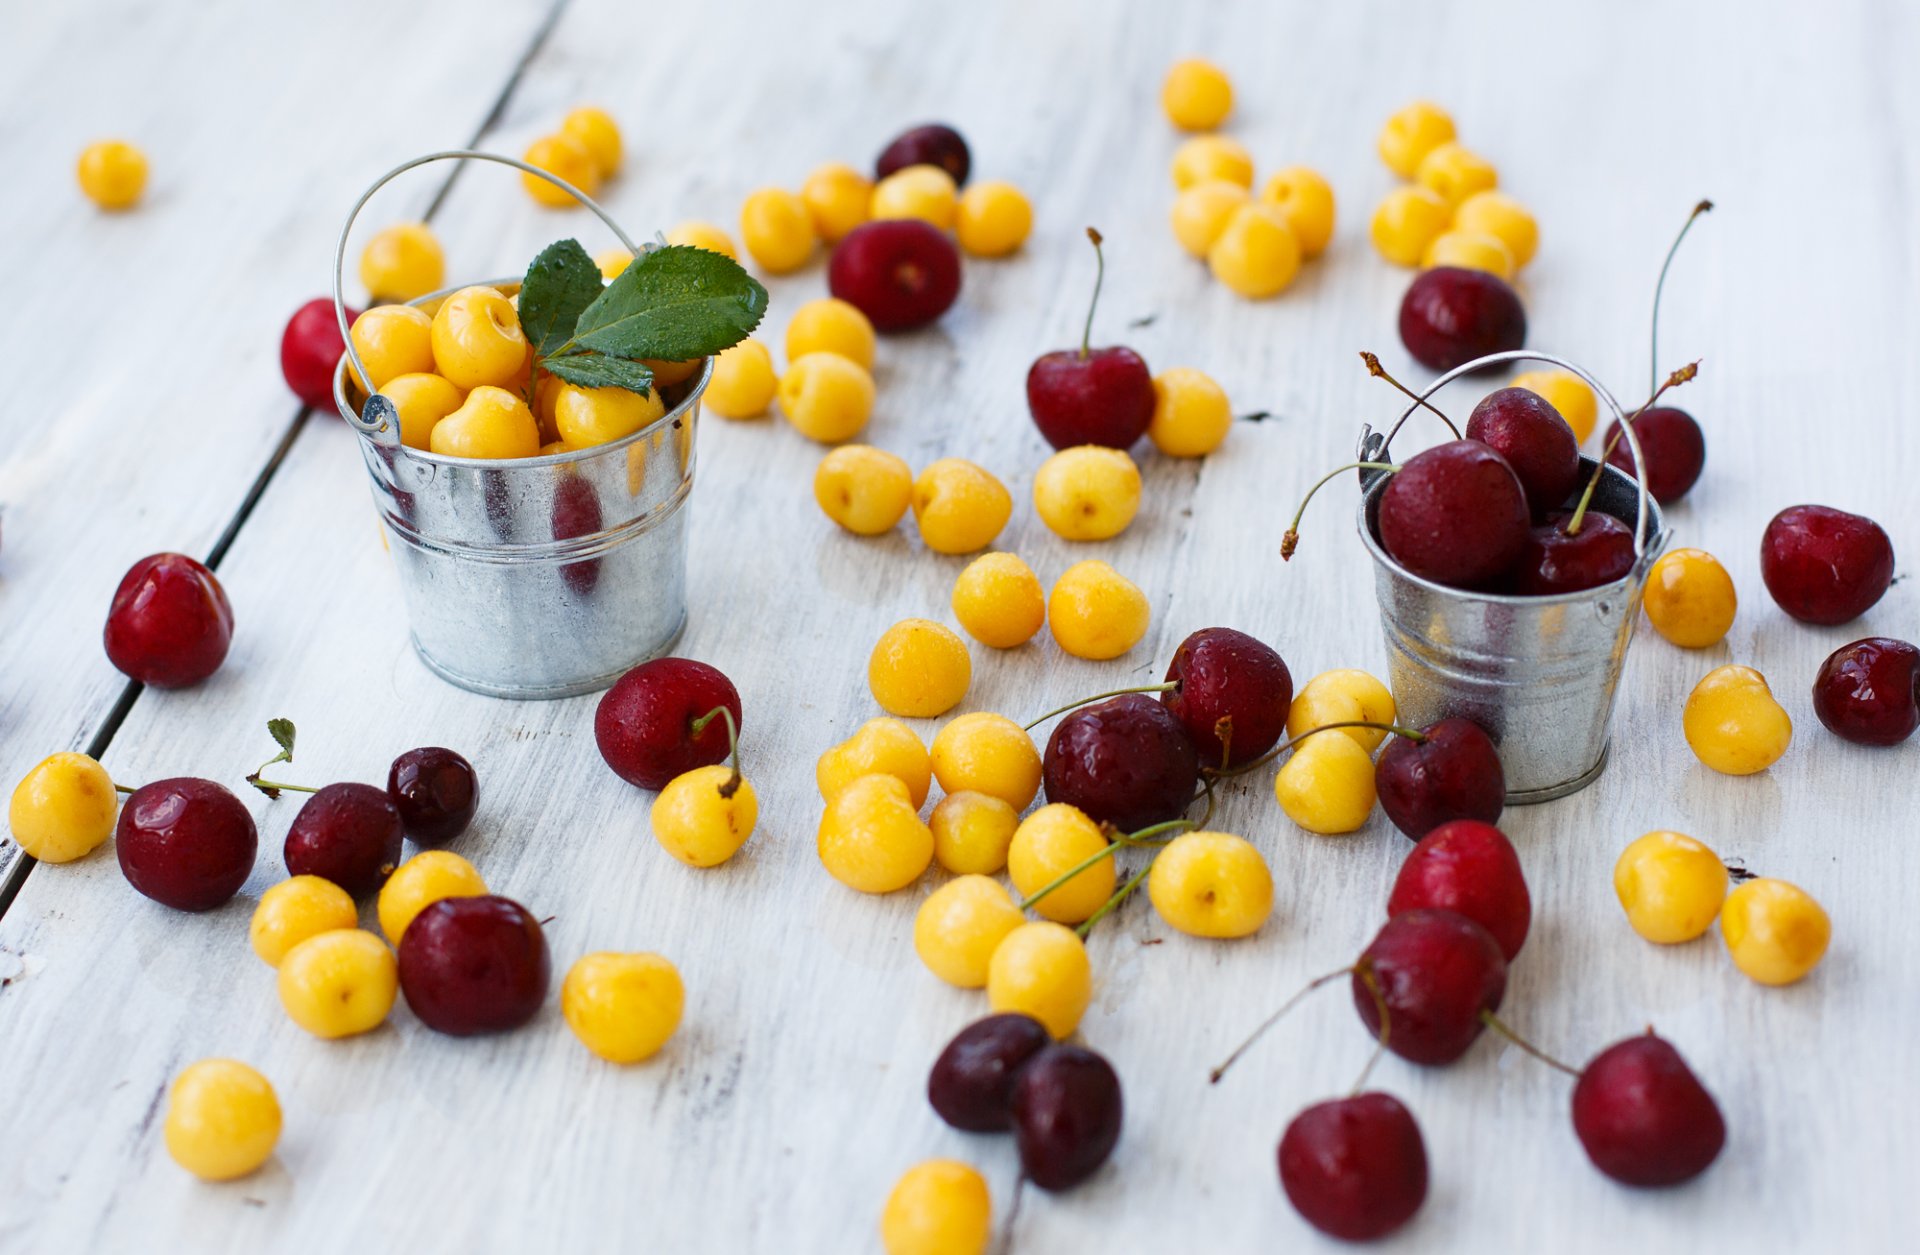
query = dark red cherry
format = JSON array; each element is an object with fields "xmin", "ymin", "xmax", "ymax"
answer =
[
  {"xmin": 1160, "ymin": 627, "xmax": 1293, "ymax": 768},
  {"xmin": 1352, "ymin": 908, "xmax": 1507, "ymax": 1065},
  {"xmin": 1572, "ymin": 1031, "xmax": 1725, "ymax": 1187},
  {"xmin": 116, "ymin": 778, "xmax": 257, "ymax": 912},
  {"xmin": 1042, "ymin": 694, "xmax": 1200, "ymax": 833},
  {"xmin": 1466, "ymin": 387, "xmax": 1581, "ymax": 514},
  {"xmin": 1397, "ymin": 266, "xmax": 1526, "ymax": 373},
  {"xmin": 281, "ymin": 297, "xmax": 358, "ymax": 411},
  {"xmin": 1812, "ymin": 637, "xmax": 1920, "ymax": 746},
  {"xmin": 387, "ymin": 747, "xmax": 479, "ymax": 844},
  {"xmin": 1010, "ymin": 1044, "xmax": 1123, "ymax": 1192},
  {"xmin": 1277, "ymin": 1092, "xmax": 1428, "ymax": 1242},
  {"xmin": 1377, "ymin": 440, "xmax": 1530, "ymax": 590},
  {"xmin": 103, "ymin": 553, "xmax": 235, "ymax": 688},
  {"xmin": 1759, "ymin": 504, "xmax": 1895, "ymax": 625},
  {"xmin": 397, "ymin": 895, "xmax": 550, "ymax": 1035},
  {"xmin": 927, "ymin": 1012, "xmax": 1051, "ymax": 1132},
  {"xmin": 551, "ymin": 475, "xmax": 605, "ymax": 596},
  {"xmin": 875, "ymin": 123, "xmax": 971, "ymax": 187},
  {"xmin": 283, "ymin": 782, "xmax": 404, "ymax": 897},
  {"xmin": 828, "ymin": 219, "xmax": 962, "ymax": 333},
  {"xmin": 1026, "ymin": 348, "xmax": 1154, "ymax": 450},
  {"xmin": 1511, "ymin": 510, "xmax": 1637, "ymax": 595},
  {"xmin": 595, "ymin": 658, "xmax": 742, "ymax": 790},
  {"xmin": 1604, "ymin": 407, "xmax": 1704, "ymax": 505},
  {"xmin": 1374, "ymin": 719, "xmax": 1504, "ymax": 841},
  {"xmin": 1386, "ymin": 820, "xmax": 1531, "ymax": 961}
]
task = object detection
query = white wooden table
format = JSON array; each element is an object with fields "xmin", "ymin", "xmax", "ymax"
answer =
[{"xmin": 3, "ymin": 1, "xmax": 1914, "ymax": 1250}]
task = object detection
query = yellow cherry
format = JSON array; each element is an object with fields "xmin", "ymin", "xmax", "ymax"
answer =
[
  {"xmin": 665, "ymin": 220, "xmax": 739, "ymax": 259},
  {"xmin": 869, "ymin": 619, "xmax": 972, "ymax": 719},
  {"xmin": 521, "ymin": 132, "xmax": 601, "ymax": 207},
  {"xmin": 1507, "ymin": 369, "xmax": 1598, "ymax": 444},
  {"xmin": 1032, "ymin": 445, "xmax": 1141, "ymax": 541},
  {"xmin": 987, "ymin": 921, "xmax": 1092, "ymax": 1038},
  {"xmin": 1258, "ymin": 166, "xmax": 1336, "ymax": 258},
  {"xmin": 779, "ymin": 351, "xmax": 875, "ymax": 444},
  {"xmin": 429, "ymin": 385, "xmax": 541, "ymax": 460},
  {"xmin": 740, "ymin": 187, "xmax": 817, "ymax": 273},
  {"xmin": 554, "ymin": 382, "xmax": 666, "ymax": 448},
  {"xmin": 1147, "ymin": 831, "xmax": 1273, "ymax": 938},
  {"xmin": 77, "ymin": 139, "xmax": 148, "ymax": 210},
  {"xmin": 956, "ymin": 181, "xmax": 1033, "ymax": 258},
  {"xmin": 1452, "ymin": 191, "xmax": 1539, "ymax": 269},
  {"xmin": 164, "ymin": 1060, "xmax": 280, "ymax": 1181},
  {"xmin": 652, "ymin": 765, "xmax": 758, "ymax": 867},
  {"xmin": 1209, "ymin": 204, "xmax": 1301, "ymax": 298},
  {"xmin": 1161, "ymin": 58, "xmax": 1234, "ymax": 131},
  {"xmin": 912, "ymin": 459, "xmax": 1012, "ymax": 555},
  {"xmin": 1170, "ymin": 179, "xmax": 1252, "ymax": 258},
  {"xmin": 8, "ymin": 751, "xmax": 117, "ymax": 864},
  {"xmin": 930, "ymin": 790, "xmax": 1019, "ymax": 875},
  {"xmin": 1275, "ymin": 733, "xmax": 1377, "ymax": 835},
  {"xmin": 786, "ymin": 297, "xmax": 877, "ymax": 370},
  {"xmin": 815, "ymin": 444, "xmax": 913, "ymax": 535},
  {"xmin": 1643, "ymin": 549, "xmax": 1738, "ymax": 648},
  {"xmin": 595, "ymin": 247, "xmax": 633, "ymax": 280},
  {"xmin": 378, "ymin": 850, "xmax": 487, "ymax": 944},
  {"xmin": 801, "ymin": 162, "xmax": 873, "ymax": 243},
  {"xmin": 276, "ymin": 928, "xmax": 398, "ymax": 1039},
  {"xmin": 914, "ymin": 874, "xmax": 1025, "ymax": 988},
  {"xmin": 1008, "ymin": 803, "xmax": 1115, "ymax": 925},
  {"xmin": 930, "ymin": 712, "xmax": 1041, "ymax": 810},
  {"xmin": 562, "ymin": 951, "xmax": 684, "ymax": 1062},
  {"xmin": 1422, "ymin": 229, "xmax": 1514, "ymax": 280},
  {"xmin": 1378, "ymin": 101, "xmax": 1456, "ymax": 179},
  {"xmin": 1613, "ymin": 831, "xmax": 1728, "ymax": 944},
  {"xmin": 870, "ymin": 164, "xmax": 959, "ymax": 230},
  {"xmin": 705, "ymin": 339, "xmax": 777, "ymax": 419},
  {"xmin": 951, "ymin": 552, "xmax": 1046, "ymax": 649},
  {"xmin": 817, "ymin": 774, "xmax": 935, "ymax": 894},
  {"xmin": 1721, "ymin": 878, "xmax": 1831, "ymax": 986},
  {"xmin": 881, "ymin": 1159, "xmax": 992, "ymax": 1255},
  {"xmin": 1288, "ymin": 669, "xmax": 1396, "ymax": 752},
  {"xmin": 1048, "ymin": 560, "xmax": 1149, "ymax": 660},
  {"xmin": 1370, "ymin": 186, "xmax": 1452, "ymax": 267},
  {"xmin": 250, "ymin": 875, "xmax": 358, "ymax": 967},
  {"xmin": 430, "ymin": 285, "xmax": 529, "ymax": 390},
  {"xmin": 1149, "ymin": 367, "xmax": 1231, "ymax": 458},
  {"xmin": 360, "ymin": 222, "xmax": 445, "ymax": 302},
  {"xmin": 1683, "ymin": 665, "xmax": 1792, "ymax": 775},
  {"xmin": 561, "ymin": 105, "xmax": 622, "ymax": 179},
  {"xmin": 818, "ymin": 717, "xmax": 932, "ymax": 809},
  {"xmin": 382, "ymin": 372, "xmax": 466, "ymax": 451},
  {"xmin": 1171, "ymin": 134, "xmax": 1254, "ymax": 190},
  {"xmin": 349, "ymin": 303, "xmax": 436, "ymax": 392},
  {"xmin": 1415, "ymin": 142, "xmax": 1498, "ymax": 207}
]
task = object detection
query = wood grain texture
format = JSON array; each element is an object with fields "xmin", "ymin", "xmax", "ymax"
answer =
[
  {"xmin": 2, "ymin": 1, "xmax": 1916, "ymax": 1252},
  {"xmin": 0, "ymin": 0, "xmax": 558, "ymax": 887}
]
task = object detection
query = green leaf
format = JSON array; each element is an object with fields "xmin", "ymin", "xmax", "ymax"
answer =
[
  {"xmin": 267, "ymin": 718, "xmax": 296, "ymax": 759},
  {"xmin": 543, "ymin": 352, "xmax": 656, "ymax": 394},
  {"xmin": 518, "ymin": 239, "xmax": 604, "ymax": 358},
  {"xmin": 570, "ymin": 245, "xmax": 768, "ymax": 362}
]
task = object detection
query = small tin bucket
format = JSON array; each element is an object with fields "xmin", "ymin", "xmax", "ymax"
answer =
[
  {"xmin": 1354, "ymin": 351, "xmax": 1669, "ymax": 803},
  {"xmin": 330, "ymin": 151, "xmax": 703, "ymax": 699}
]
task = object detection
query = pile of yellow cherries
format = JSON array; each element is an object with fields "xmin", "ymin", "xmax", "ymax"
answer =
[
  {"xmin": 1370, "ymin": 100, "xmax": 1540, "ymax": 283},
  {"xmin": 1161, "ymin": 59, "xmax": 1336, "ymax": 299}
]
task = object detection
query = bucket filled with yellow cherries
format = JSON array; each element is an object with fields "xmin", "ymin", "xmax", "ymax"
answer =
[{"xmin": 329, "ymin": 150, "xmax": 767, "ymax": 698}]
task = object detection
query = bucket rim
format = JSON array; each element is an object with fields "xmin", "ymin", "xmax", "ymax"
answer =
[
  {"xmin": 331, "ymin": 274, "xmax": 712, "ymax": 473},
  {"xmin": 1355, "ymin": 459, "xmax": 1668, "ymax": 608}
]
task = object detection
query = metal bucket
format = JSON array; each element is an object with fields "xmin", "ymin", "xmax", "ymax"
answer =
[
  {"xmin": 329, "ymin": 151, "xmax": 701, "ymax": 699},
  {"xmin": 1354, "ymin": 351, "xmax": 1669, "ymax": 803}
]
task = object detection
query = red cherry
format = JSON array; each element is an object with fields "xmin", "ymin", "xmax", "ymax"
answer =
[
  {"xmin": 103, "ymin": 553, "xmax": 234, "ymax": 688},
  {"xmin": 116, "ymin": 778, "xmax": 257, "ymax": 912},
  {"xmin": 1352, "ymin": 908, "xmax": 1507, "ymax": 1065},
  {"xmin": 1377, "ymin": 440, "xmax": 1531, "ymax": 590},
  {"xmin": 927, "ymin": 1012, "xmax": 1051, "ymax": 1132},
  {"xmin": 1386, "ymin": 820, "xmax": 1531, "ymax": 960},
  {"xmin": 875, "ymin": 122, "xmax": 971, "ymax": 186},
  {"xmin": 387, "ymin": 747, "xmax": 479, "ymax": 844},
  {"xmin": 1510, "ymin": 510, "xmax": 1637, "ymax": 595},
  {"xmin": 1759, "ymin": 504, "xmax": 1895, "ymax": 625},
  {"xmin": 281, "ymin": 297, "xmax": 358, "ymax": 410},
  {"xmin": 1160, "ymin": 627, "xmax": 1293, "ymax": 768},
  {"xmin": 550, "ymin": 475, "xmax": 605, "ymax": 597},
  {"xmin": 1374, "ymin": 719, "xmax": 1504, "ymax": 841},
  {"xmin": 1812, "ymin": 637, "xmax": 1920, "ymax": 746},
  {"xmin": 1466, "ymin": 387, "xmax": 1580, "ymax": 515},
  {"xmin": 827, "ymin": 219, "xmax": 962, "ymax": 332},
  {"xmin": 1010, "ymin": 1044, "xmax": 1123, "ymax": 1192},
  {"xmin": 1042, "ymin": 694, "xmax": 1199, "ymax": 833},
  {"xmin": 1397, "ymin": 266, "xmax": 1526, "ymax": 373},
  {"xmin": 1572, "ymin": 1031, "xmax": 1725, "ymax": 1187},
  {"xmin": 1026, "ymin": 228, "xmax": 1153, "ymax": 449},
  {"xmin": 1277, "ymin": 1092, "xmax": 1428, "ymax": 1241},
  {"xmin": 595, "ymin": 657, "xmax": 742, "ymax": 790},
  {"xmin": 283, "ymin": 782, "xmax": 404, "ymax": 898},
  {"xmin": 1604, "ymin": 406, "xmax": 1704, "ymax": 505},
  {"xmin": 397, "ymin": 895, "xmax": 550, "ymax": 1035}
]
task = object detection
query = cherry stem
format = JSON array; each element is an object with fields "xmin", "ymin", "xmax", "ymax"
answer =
[
  {"xmin": 1479, "ymin": 1010, "xmax": 1581, "ymax": 1078},
  {"xmin": 1563, "ymin": 360, "xmax": 1699, "ymax": 535},
  {"xmin": 1350, "ymin": 960, "xmax": 1392, "ymax": 1095},
  {"xmin": 1210, "ymin": 965, "xmax": 1354, "ymax": 1084},
  {"xmin": 688, "ymin": 705, "xmax": 743, "ymax": 798},
  {"xmin": 1282, "ymin": 462, "xmax": 1399, "ymax": 560},
  {"xmin": 1650, "ymin": 200, "xmax": 1713, "ymax": 395},
  {"xmin": 1024, "ymin": 683, "xmax": 1177, "ymax": 732},
  {"xmin": 999, "ymin": 1174, "xmax": 1027, "ymax": 1255},
  {"xmin": 1079, "ymin": 226, "xmax": 1106, "ymax": 360},
  {"xmin": 1076, "ymin": 861, "xmax": 1154, "ymax": 938},
  {"xmin": 1360, "ymin": 351, "xmax": 1460, "ymax": 438},
  {"xmin": 1015, "ymin": 816, "xmax": 1195, "ymax": 915},
  {"xmin": 1209, "ymin": 721, "xmax": 1425, "ymax": 781},
  {"xmin": 112, "ymin": 781, "xmax": 138, "ymax": 796},
  {"xmin": 246, "ymin": 774, "xmax": 318, "ymax": 799}
]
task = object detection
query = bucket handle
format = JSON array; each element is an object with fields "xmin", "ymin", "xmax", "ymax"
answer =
[
  {"xmin": 330, "ymin": 150, "xmax": 643, "ymax": 444},
  {"xmin": 1356, "ymin": 350, "xmax": 1658, "ymax": 557}
]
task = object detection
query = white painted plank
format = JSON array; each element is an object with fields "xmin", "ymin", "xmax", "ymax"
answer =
[
  {"xmin": 2, "ymin": 1, "xmax": 1917, "ymax": 1252},
  {"xmin": 0, "ymin": 0, "xmax": 558, "ymax": 885}
]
